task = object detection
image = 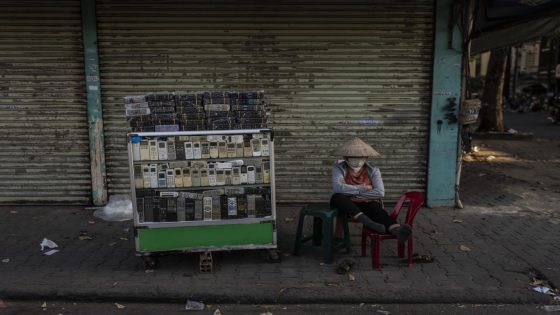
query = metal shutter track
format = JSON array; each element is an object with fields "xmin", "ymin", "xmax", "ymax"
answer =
[
  {"xmin": 97, "ymin": 0, "xmax": 433, "ymax": 202},
  {"xmin": 0, "ymin": 0, "xmax": 90, "ymax": 204}
]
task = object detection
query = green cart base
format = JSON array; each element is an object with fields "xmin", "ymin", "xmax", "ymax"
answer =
[{"xmin": 136, "ymin": 222, "xmax": 275, "ymax": 253}]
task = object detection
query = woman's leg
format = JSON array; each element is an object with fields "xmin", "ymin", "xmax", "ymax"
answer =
[
  {"xmin": 358, "ymin": 202, "xmax": 411, "ymax": 242},
  {"xmin": 330, "ymin": 194, "xmax": 386, "ymax": 233},
  {"xmin": 356, "ymin": 201, "xmax": 396, "ymax": 229}
]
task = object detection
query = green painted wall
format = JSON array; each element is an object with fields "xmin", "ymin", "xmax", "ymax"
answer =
[
  {"xmin": 81, "ymin": 0, "xmax": 107, "ymax": 205},
  {"xmin": 138, "ymin": 223, "xmax": 274, "ymax": 252},
  {"xmin": 427, "ymin": 0, "xmax": 463, "ymax": 207}
]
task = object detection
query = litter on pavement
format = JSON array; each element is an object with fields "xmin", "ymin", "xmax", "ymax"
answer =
[
  {"xmin": 40, "ymin": 238, "xmax": 58, "ymax": 251},
  {"xmin": 533, "ymin": 286, "xmax": 552, "ymax": 294},
  {"xmin": 42, "ymin": 249, "xmax": 59, "ymax": 256},
  {"xmin": 544, "ymin": 305, "xmax": 560, "ymax": 312},
  {"xmin": 185, "ymin": 300, "xmax": 205, "ymax": 311}
]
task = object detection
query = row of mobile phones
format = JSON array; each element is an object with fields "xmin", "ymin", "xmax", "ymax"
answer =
[
  {"xmin": 136, "ymin": 193, "xmax": 272, "ymax": 223},
  {"xmin": 132, "ymin": 135, "xmax": 270, "ymax": 161},
  {"xmin": 134, "ymin": 162, "xmax": 270, "ymax": 189}
]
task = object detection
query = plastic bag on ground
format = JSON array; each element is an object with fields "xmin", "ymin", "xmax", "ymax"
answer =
[{"xmin": 93, "ymin": 195, "xmax": 133, "ymax": 222}]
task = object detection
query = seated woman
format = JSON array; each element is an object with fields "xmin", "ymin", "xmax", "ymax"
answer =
[{"xmin": 330, "ymin": 137, "xmax": 411, "ymax": 243}]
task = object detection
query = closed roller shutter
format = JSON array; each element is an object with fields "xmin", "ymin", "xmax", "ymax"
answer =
[
  {"xmin": 97, "ymin": 0, "xmax": 433, "ymax": 202},
  {"xmin": 0, "ymin": 0, "xmax": 90, "ymax": 204}
]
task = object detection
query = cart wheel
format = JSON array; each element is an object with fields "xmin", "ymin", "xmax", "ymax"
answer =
[
  {"xmin": 266, "ymin": 249, "xmax": 282, "ymax": 263},
  {"xmin": 142, "ymin": 255, "xmax": 159, "ymax": 269}
]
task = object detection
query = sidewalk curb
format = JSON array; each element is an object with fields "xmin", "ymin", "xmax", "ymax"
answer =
[{"xmin": 0, "ymin": 287, "xmax": 551, "ymax": 305}]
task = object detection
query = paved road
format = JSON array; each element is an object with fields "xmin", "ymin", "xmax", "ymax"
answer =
[{"xmin": 0, "ymin": 300, "xmax": 554, "ymax": 315}]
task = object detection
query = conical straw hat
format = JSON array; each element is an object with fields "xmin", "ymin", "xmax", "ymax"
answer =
[{"xmin": 331, "ymin": 137, "xmax": 380, "ymax": 157}]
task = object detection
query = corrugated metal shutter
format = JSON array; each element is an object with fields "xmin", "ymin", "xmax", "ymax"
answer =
[
  {"xmin": 97, "ymin": 0, "xmax": 433, "ymax": 202},
  {"xmin": 0, "ymin": 0, "xmax": 91, "ymax": 204}
]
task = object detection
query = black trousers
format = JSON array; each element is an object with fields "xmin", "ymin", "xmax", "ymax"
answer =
[{"xmin": 330, "ymin": 193, "xmax": 396, "ymax": 229}]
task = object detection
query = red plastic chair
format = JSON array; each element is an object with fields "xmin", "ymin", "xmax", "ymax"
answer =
[{"xmin": 361, "ymin": 191, "xmax": 425, "ymax": 270}]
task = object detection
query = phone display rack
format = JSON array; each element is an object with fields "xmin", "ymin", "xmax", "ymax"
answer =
[{"xmin": 126, "ymin": 91, "xmax": 277, "ymax": 268}]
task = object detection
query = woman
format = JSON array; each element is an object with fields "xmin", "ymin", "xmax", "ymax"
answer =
[{"xmin": 330, "ymin": 137, "xmax": 411, "ymax": 243}]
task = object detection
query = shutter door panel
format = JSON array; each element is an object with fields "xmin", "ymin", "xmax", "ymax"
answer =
[
  {"xmin": 0, "ymin": 0, "xmax": 90, "ymax": 204},
  {"xmin": 97, "ymin": 0, "xmax": 433, "ymax": 202}
]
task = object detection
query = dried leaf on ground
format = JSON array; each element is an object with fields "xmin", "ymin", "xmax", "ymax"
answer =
[
  {"xmin": 145, "ymin": 269, "xmax": 154, "ymax": 273},
  {"xmin": 10, "ymin": 210, "xmax": 18, "ymax": 214},
  {"xmin": 260, "ymin": 312, "xmax": 273, "ymax": 315},
  {"xmin": 377, "ymin": 310, "xmax": 390, "ymax": 315},
  {"xmin": 41, "ymin": 302, "xmax": 47, "ymax": 309},
  {"xmin": 453, "ymin": 219, "xmax": 464, "ymax": 223},
  {"xmin": 114, "ymin": 303, "xmax": 126, "ymax": 309},
  {"xmin": 119, "ymin": 237, "xmax": 129, "ymax": 241},
  {"xmin": 1, "ymin": 259, "xmax": 9, "ymax": 263},
  {"xmin": 459, "ymin": 245, "xmax": 471, "ymax": 252},
  {"xmin": 284, "ymin": 217, "xmax": 294, "ymax": 223},
  {"xmin": 108, "ymin": 242, "xmax": 117, "ymax": 247},
  {"xmin": 530, "ymin": 278, "xmax": 545, "ymax": 286},
  {"xmin": 78, "ymin": 231, "xmax": 94, "ymax": 241},
  {"xmin": 213, "ymin": 309, "xmax": 221, "ymax": 315},
  {"xmin": 348, "ymin": 273, "xmax": 356, "ymax": 281},
  {"xmin": 279, "ymin": 288, "xmax": 286, "ymax": 293},
  {"xmin": 88, "ymin": 220, "xmax": 96, "ymax": 224},
  {"xmin": 112, "ymin": 282, "xmax": 118, "ymax": 287}
]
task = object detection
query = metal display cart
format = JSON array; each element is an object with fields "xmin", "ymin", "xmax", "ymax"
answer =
[{"xmin": 127, "ymin": 128, "xmax": 277, "ymax": 269}]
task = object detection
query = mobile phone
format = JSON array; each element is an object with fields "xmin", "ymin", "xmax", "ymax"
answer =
[
  {"xmin": 251, "ymin": 138, "xmax": 261, "ymax": 157},
  {"xmin": 167, "ymin": 137, "xmax": 176, "ymax": 160},
  {"xmin": 158, "ymin": 141, "xmax": 168, "ymax": 160},
  {"xmin": 227, "ymin": 197, "xmax": 237, "ymax": 218},
  {"xmin": 209, "ymin": 141, "xmax": 219, "ymax": 158},
  {"xmin": 174, "ymin": 168, "xmax": 183, "ymax": 187},
  {"xmin": 227, "ymin": 142, "xmax": 236, "ymax": 157},
  {"xmin": 201, "ymin": 142, "xmax": 210, "ymax": 159},
  {"xmin": 200, "ymin": 168, "xmax": 209, "ymax": 186},
  {"xmin": 243, "ymin": 140, "xmax": 252, "ymax": 157},
  {"xmin": 149, "ymin": 140, "xmax": 158, "ymax": 160},
  {"xmin": 255, "ymin": 166, "xmax": 263, "ymax": 184},
  {"xmin": 203, "ymin": 197, "xmax": 213, "ymax": 221},
  {"xmin": 142, "ymin": 165, "xmax": 151, "ymax": 188},
  {"xmin": 182, "ymin": 167, "xmax": 192, "ymax": 187},
  {"xmin": 139, "ymin": 140, "xmax": 150, "ymax": 160},
  {"xmin": 263, "ymin": 161, "xmax": 270, "ymax": 184},
  {"xmin": 247, "ymin": 166, "xmax": 256, "ymax": 184},
  {"xmin": 218, "ymin": 141, "xmax": 227, "ymax": 158},
  {"xmin": 216, "ymin": 169, "xmax": 225, "ymax": 186},
  {"xmin": 236, "ymin": 142, "xmax": 244, "ymax": 157},
  {"xmin": 224, "ymin": 169, "xmax": 232, "ymax": 185},
  {"xmin": 193, "ymin": 142, "xmax": 201, "ymax": 159},
  {"xmin": 158, "ymin": 171, "xmax": 167, "ymax": 188},
  {"xmin": 132, "ymin": 141, "xmax": 141, "ymax": 161},
  {"xmin": 240, "ymin": 165, "xmax": 248, "ymax": 184},
  {"xmin": 208, "ymin": 169, "xmax": 217, "ymax": 186},
  {"xmin": 184, "ymin": 142, "xmax": 193, "ymax": 159},
  {"xmin": 166, "ymin": 169, "xmax": 175, "ymax": 187},
  {"xmin": 149, "ymin": 164, "xmax": 158, "ymax": 188},
  {"xmin": 134, "ymin": 165, "xmax": 144, "ymax": 189},
  {"xmin": 261, "ymin": 139, "xmax": 269, "ymax": 156},
  {"xmin": 232, "ymin": 167, "xmax": 241, "ymax": 185},
  {"xmin": 191, "ymin": 168, "xmax": 200, "ymax": 186}
]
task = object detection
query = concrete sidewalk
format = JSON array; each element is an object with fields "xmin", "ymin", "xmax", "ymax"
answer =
[{"xmin": 1, "ymin": 138, "xmax": 559, "ymax": 305}]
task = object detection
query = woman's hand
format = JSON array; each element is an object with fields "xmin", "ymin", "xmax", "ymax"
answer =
[{"xmin": 365, "ymin": 185, "xmax": 373, "ymax": 191}]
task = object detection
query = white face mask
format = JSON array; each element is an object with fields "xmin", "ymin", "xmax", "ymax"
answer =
[{"xmin": 346, "ymin": 157, "xmax": 366, "ymax": 171}]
